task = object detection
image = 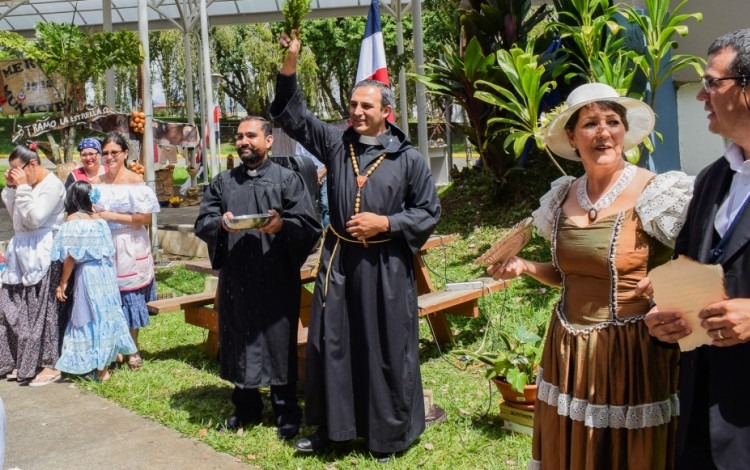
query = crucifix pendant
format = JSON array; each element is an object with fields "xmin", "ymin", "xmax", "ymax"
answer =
[{"xmin": 357, "ymin": 175, "xmax": 367, "ymax": 188}]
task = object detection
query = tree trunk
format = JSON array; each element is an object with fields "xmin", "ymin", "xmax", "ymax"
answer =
[{"xmin": 60, "ymin": 125, "xmax": 78, "ymax": 164}]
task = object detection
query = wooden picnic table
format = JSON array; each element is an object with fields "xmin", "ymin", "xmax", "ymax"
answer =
[{"xmin": 148, "ymin": 234, "xmax": 509, "ymax": 360}]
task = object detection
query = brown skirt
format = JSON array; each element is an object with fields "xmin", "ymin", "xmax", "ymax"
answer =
[{"xmin": 529, "ymin": 306, "xmax": 679, "ymax": 469}]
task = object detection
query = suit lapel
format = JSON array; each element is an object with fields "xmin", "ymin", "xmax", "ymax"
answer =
[
  {"xmin": 717, "ymin": 192, "xmax": 750, "ymax": 265},
  {"xmin": 698, "ymin": 161, "xmax": 734, "ymax": 262}
]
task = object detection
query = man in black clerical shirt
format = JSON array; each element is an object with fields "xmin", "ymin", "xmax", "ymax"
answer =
[{"xmin": 195, "ymin": 116, "xmax": 321, "ymax": 441}]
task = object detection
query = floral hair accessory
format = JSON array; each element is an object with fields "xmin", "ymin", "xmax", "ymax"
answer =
[
  {"xmin": 27, "ymin": 141, "xmax": 38, "ymax": 151},
  {"xmin": 89, "ymin": 187, "xmax": 101, "ymax": 205}
]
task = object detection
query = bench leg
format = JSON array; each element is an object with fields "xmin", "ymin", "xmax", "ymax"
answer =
[
  {"xmin": 424, "ymin": 313, "xmax": 454, "ymax": 346},
  {"xmin": 205, "ymin": 331, "xmax": 219, "ymax": 359}
]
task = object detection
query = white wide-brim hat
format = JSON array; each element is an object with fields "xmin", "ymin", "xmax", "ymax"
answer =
[{"xmin": 544, "ymin": 83, "xmax": 655, "ymax": 161}]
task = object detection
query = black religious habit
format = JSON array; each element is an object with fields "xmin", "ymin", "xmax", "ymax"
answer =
[
  {"xmin": 194, "ymin": 158, "xmax": 321, "ymax": 388},
  {"xmin": 270, "ymin": 73, "xmax": 441, "ymax": 453}
]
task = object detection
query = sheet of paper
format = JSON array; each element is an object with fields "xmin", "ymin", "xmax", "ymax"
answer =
[{"xmin": 649, "ymin": 256, "xmax": 727, "ymax": 351}]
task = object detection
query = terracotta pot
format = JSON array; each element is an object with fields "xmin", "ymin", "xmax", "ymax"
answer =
[{"xmin": 492, "ymin": 377, "xmax": 537, "ymax": 410}]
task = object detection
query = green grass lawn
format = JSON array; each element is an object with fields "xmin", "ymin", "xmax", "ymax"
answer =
[{"xmin": 72, "ymin": 159, "xmax": 569, "ymax": 469}]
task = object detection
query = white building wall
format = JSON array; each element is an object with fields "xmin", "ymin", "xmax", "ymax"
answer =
[{"xmin": 676, "ymin": 82, "xmax": 727, "ymax": 176}]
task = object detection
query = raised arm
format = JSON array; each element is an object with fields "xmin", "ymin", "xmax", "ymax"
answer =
[{"xmin": 279, "ymin": 33, "xmax": 300, "ymax": 76}]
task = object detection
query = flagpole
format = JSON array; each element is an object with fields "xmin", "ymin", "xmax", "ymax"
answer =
[
  {"xmin": 392, "ymin": 1, "xmax": 409, "ymax": 138},
  {"xmin": 412, "ymin": 0, "xmax": 429, "ymax": 162}
]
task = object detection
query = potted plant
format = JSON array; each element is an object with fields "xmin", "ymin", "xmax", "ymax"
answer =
[{"xmin": 456, "ymin": 320, "xmax": 547, "ymax": 410}]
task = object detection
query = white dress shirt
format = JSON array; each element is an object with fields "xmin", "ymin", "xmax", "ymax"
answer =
[{"xmin": 715, "ymin": 143, "xmax": 750, "ymax": 237}]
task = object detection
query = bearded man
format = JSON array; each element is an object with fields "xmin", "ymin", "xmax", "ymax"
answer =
[
  {"xmin": 270, "ymin": 34, "xmax": 441, "ymax": 461},
  {"xmin": 195, "ymin": 115, "xmax": 321, "ymax": 440}
]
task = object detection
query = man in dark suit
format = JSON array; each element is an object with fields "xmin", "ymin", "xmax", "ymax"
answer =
[{"xmin": 645, "ymin": 29, "xmax": 750, "ymax": 469}]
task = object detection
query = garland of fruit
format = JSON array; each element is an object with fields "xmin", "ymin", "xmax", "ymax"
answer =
[
  {"xmin": 128, "ymin": 107, "xmax": 146, "ymax": 175},
  {"xmin": 128, "ymin": 160, "xmax": 145, "ymax": 175},
  {"xmin": 130, "ymin": 109, "xmax": 146, "ymax": 135}
]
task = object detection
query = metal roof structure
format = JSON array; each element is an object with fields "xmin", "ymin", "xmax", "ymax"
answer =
[{"xmin": 0, "ymin": 1, "xmax": 399, "ymax": 36}]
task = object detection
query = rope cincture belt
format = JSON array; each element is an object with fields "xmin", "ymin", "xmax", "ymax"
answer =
[
  {"xmin": 327, "ymin": 224, "xmax": 391, "ymax": 246},
  {"xmin": 313, "ymin": 225, "xmax": 392, "ymax": 308}
]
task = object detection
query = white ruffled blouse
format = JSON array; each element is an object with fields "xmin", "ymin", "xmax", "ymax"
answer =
[
  {"xmin": 1, "ymin": 173, "xmax": 66, "ymax": 286},
  {"xmin": 532, "ymin": 171, "xmax": 694, "ymax": 247},
  {"xmin": 92, "ymin": 183, "xmax": 160, "ymax": 230}
]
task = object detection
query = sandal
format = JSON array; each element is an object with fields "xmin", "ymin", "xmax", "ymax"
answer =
[
  {"xmin": 88, "ymin": 370, "xmax": 111, "ymax": 383},
  {"xmin": 110, "ymin": 354, "xmax": 124, "ymax": 370},
  {"xmin": 29, "ymin": 370, "xmax": 62, "ymax": 387},
  {"xmin": 127, "ymin": 354, "xmax": 143, "ymax": 371},
  {"xmin": 6, "ymin": 369, "xmax": 18, "ymax": 381}
]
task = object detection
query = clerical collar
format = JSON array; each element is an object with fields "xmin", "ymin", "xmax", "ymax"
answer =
[
  {"xmin": 244, "ymin": 158, "xmax": 270, "ymax": 178},
  {"xmin": 359, "ymin": 135, "xmax": 381, "ymax": 146}
]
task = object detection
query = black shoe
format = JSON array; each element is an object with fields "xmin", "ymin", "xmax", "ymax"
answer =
[
  {"xmin": 294, "ymin": 428, "xmax": 330, "ymax": 453},
  {"xmin": 372, "ymin": 452, "xmax": 395, "ymax": 464},
  {"xmin": 219, "ymin": 414, "xmax": 260, "ymax": 432},
  {"xmin": 277, "ymin": 423, "xmax": 300, "ymax": 441}
]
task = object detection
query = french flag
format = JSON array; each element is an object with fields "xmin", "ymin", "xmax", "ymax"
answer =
[{"xmin": 355, "ymin": 0, "xmax": 390, "ymax": 87}]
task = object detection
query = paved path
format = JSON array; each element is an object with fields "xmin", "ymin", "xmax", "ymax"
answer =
[
  {"xmin": 0, "ymin": 378, "xmax": 249, "ymax": 470},
  {"xmin": 0, "ymin": 194, "xmax": 241, "ymax": 469}
]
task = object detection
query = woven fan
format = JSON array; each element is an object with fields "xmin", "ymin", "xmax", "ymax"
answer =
[{"xmin": 475, "ymin": 217, "xmax": 534, "ymax": 266}]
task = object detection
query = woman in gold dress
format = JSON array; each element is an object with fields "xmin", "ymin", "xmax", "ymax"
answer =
[{"xmin": 489, "ymin": 83, "xmax": 693, "ymax": 469}]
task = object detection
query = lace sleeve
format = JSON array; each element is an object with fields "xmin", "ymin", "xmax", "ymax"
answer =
[
  {"xmin": 636, "ymin": 171, "xmax": 694, "ymax": 247},
  {"xmin": 532, "ymin": 176, "xmax": 575, "ymax": 240}
]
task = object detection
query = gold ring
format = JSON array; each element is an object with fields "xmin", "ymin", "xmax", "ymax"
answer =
[{"xmin": 717, "ymin": 328, "xmax": 725, "ymax": 340}]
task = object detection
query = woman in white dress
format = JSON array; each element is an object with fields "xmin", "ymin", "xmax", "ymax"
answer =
[
  {"xmin": 94, "ymin": 133, "xmax": 160, "ymax": 370},
  {"xmin": 0, "ymin": 143, "xmax": 66, "ymax": 386}
]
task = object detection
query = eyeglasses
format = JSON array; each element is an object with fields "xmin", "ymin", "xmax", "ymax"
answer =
[
  {"xmin": 101, "ymin": 150, "xmax": 123, "ymax": 157},
  {"xmin": 80, "ymin": 152, "xmax": 99, "ymax": 158},
  {"xmin": 701, "ymin": 75, "xmax": 749, "ymax": 93}
]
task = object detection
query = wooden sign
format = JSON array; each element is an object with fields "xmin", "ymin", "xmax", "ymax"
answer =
[
  {"xmin": 0, "ymin": 58, "xmax": 64, "ymax": 115},
  {"xmin": 11, "ymin": 104, "xmax": 116, "ymax": 142}
]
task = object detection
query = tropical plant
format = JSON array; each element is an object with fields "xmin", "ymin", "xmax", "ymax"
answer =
[
  {"xmin": 413, "ymin": 0, "xmax": 554, "ymax": 182},
  {"xmin": 0, "ymin": 22, "xmax": 143, "ymax": 163},
  {"xmin": 474, "ymin": 42, "xmax": 567, "ymax": 176},
  {"xmin": 620, "ymin": 0, "xmax": 704, "ymax": 108},
  {"xmin": 455, "ymin": 320, "xmax": 547, "ymax": 393},
  {"xmin": 552, "ymin": 0, "xmax": 626, "ymax": 84}
]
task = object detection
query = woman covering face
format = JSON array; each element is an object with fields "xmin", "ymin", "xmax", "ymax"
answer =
[{"xmin": 0, "ymin": 143, "xmax": 66, "ymax": 386}]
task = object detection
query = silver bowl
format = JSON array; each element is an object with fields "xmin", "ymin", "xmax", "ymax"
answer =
[{"xmin": 224, "ymin": 214, "xmax": 272, "ymax": 230}]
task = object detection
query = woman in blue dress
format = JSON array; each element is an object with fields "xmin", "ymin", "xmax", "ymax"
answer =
[{"xmin": 52, "ymin": 181, "xmax": 137, "ymax": 382}]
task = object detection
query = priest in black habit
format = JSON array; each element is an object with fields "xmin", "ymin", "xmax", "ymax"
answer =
[
  {"xmin": 194, "ymin": 116, "xmax": 321, "ymax": 440},
  {"xmin": 271, "ymin": 35, "xmax": 441, "ymax": 460}
]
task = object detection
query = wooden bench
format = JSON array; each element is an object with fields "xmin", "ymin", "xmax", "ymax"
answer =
[
  {"xmin": 171, "ymin": 254, "xmax": 319, "ymax": 362},
  {"xmin": 147, "ymin": 292, "xmax": 215, "ymax": 314},
  {"xmin": 169, "ymin": 235, "xmax": 509, "ymax": 359},
  {"xmin": 417, "ymin": 277, "xmax": 509, "ymax": 345}
]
